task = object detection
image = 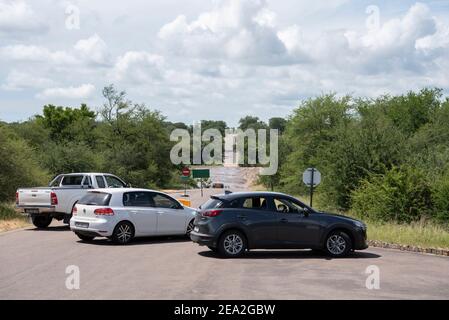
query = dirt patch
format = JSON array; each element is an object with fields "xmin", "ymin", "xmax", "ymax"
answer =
[{"xmin": 0, "ymin": 219, "xmax": 30, "ymax": 233}]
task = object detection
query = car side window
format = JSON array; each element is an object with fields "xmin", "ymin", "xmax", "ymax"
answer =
[
  {"xmin": 61, "ymin": 175, "xmax": 84, "ymax": 185},
  {"xmin": 49, "ymin": 176, "xmax": 62, "ymax": 187},
  {"xmin": 82, "ymin": 176, "xmax": 92, "ymax": 187},
  {"xmin": 104, "ymin": 175, "xmax": 126, "ymax": 188},
  {"xmin": 151, "ymin": 193, "xmax": 181, "ymax": 209},
  {"xmin": 123, "ymin": 192, "xmax": 154, "ymax": 207},
  {"xmin": 240, "ymin": 197, "xmax": 269, "ymax": 211},
  {"xmin": 95, "ymin": 176, "xmax": 106, "ymax": 188},
  {"xmin": 273, "ymin": 198, "xmax": 305, "ymax": 214}
]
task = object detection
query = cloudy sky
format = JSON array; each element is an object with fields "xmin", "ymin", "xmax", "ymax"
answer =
[{"xmin": 1, "ymin": 0, "xmax": 449, "ymax": 126}]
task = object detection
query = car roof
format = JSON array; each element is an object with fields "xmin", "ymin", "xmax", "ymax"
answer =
[
  {"xmin": 211, "ymin": 191, "xmax": 292, "ymax": 201},
  {"xmin": 89, "ymin": 188, "xmax": 161, "ymax": 194},
  {"xmin": 58, "ymin": 173, "xmax": 119, "ymax": 176}
]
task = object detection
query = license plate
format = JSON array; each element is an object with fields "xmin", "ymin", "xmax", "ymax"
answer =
[
  {"xmin": 75, "ymin": 222, "xmax": 89, "ymax": 228},
  {"xmin": 25, "ymin": 209, "xmax": 39, "ymax": 214},
  {"xmin": 194, "ymin": 226, "xmax": 199, "ymax": 233}
]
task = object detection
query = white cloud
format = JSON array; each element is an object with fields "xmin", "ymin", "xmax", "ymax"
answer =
[
  {"xmin": 36, "ymin": 84, "xmax": 96, "ymax": 100},
  {"xmin": 110, "ymin": 51, "xmax": 164, "ymax": 83},
  {"xmin": 1, "ymin": 70, "xmax": 56, "ymax": 91},
  {"xmin": 1, "ymin": 1, "xmax": 449, "ymax": 124},
  {"xmin": 0, "ymin": 0, "xmax": 47, "ymax": 33},
  {"xmin": 74, "ymin": 34, "xmax": 111, "ymax": 66},
  {"xmin": 0, "ymin": 45, "xmax": 77, "ymax": 65},
  {"xmin": 158, "ymin": 0, "xmax": 286, "ymax": 64}
]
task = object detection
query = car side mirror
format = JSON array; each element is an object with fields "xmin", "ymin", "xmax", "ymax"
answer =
[{"xmin": 303, "ymin": 208, "xmax": 310, "ymax": 217}]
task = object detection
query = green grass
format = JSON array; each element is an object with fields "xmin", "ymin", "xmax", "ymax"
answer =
[
  {"xmin": 0, "ymin": 202, "xmax": 21, "ymax": 220},
  {"xmin": 294, "ymin": 194, "xmax": 449, "ymax": 249},
  {"xmin": 0, "ymin": 202, "xmax": 30, "ymax": 232},
  {"xmin": 360, "ymin": 219, "xmax": 449, "ymax": 249}
]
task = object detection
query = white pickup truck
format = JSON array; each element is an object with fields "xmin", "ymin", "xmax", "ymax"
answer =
[{"xmin": 16, "ymin": 173, "xmax": 129, "ymax": 228}]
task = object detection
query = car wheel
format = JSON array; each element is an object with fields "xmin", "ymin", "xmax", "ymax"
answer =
[
  {"xmin": 218, "ymin": 230, "xmax": 247, "ymax": 258},
  {"xmin": 75, "ymin": 233, "xmax": 95, "ymax": 242},
  {"xmin": 32, "ymin": 216, "xmax": 52, "ymax": 229},
  {"xmin": 186, "ymin": 220, "xmax": 194, "ymax": 236},
  {"xmin": 112, "ymin": 221, "xmax": 134, "ymax": 245},
  {"xmin": 325, "ymin": 230, "xmax": 352, "ymax": 257}
]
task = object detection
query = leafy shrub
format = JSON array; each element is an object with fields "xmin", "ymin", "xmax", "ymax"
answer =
[
  {"xmin": 431, "ymin": 173, "xmax": 449, "ymax": 222},
  {"xmin": 0, "ymin": 203, "xmax": 20, "ymax": 220},
  {"xmin": 351, "ymin": 166, "xmax": 432, "ymax": 223},
  {"xmin": 0, "ymin": 125, "xmax": 49, "ymax": 202}
]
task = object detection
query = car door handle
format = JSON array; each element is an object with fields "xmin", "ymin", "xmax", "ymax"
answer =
[
  {"xmin": 237, "ymin": 215, "xmax": 247, "ymax": 220},
  {"xmin": 130, "ymin": 210, "xmax": 138, "ymax": 214},
  {"xmin": 280, "ymin": 218, "xmax": 288, "ymax": 223},
  {"xmin": 157, "ymin": 211, "xmax": 164, "ymax": 214}
]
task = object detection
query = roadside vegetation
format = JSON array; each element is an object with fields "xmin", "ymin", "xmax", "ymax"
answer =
[
  {"xmin": 258, "ymin": 88, "xmax": 449, "ymax": 249},
  {"xmin": 2, "ymin": 85, "xmax": 449, "ymax": 250}
]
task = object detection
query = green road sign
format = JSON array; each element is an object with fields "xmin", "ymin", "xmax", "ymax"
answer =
[
  {"xmin": 180, "ymin": 175, "xmax": 190, "ymax": 182},
  {"xmin": 192, "ymin": 169, "xmax": 210, "ymax": 179}
]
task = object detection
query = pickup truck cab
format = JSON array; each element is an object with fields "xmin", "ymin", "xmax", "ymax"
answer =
[{"xmin": 16, "ymin": 173, "xmax": 128, "ymax": 228}]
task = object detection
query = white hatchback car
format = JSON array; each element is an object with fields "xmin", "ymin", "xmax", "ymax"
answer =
[{"xmin": 70, "ymin": 188, "xmax": 197, "ymax": 244}]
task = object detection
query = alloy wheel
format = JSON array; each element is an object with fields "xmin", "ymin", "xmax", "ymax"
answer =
[
  {"xmin": 116, "ymin": 224, "xmax": 132, "ymax": 243},
  {"xmin": 186, "ymin": 220, "xmax": 194, "ymax": 235},
  {"xmin": 326, "ymin": 234, "xmax": 346, "ymax": 255},
  {"xmin": 223, "ymin": 234, "xmax": 243, "ymax": 255}
]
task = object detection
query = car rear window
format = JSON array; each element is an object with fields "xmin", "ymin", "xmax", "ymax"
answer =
[
  {"xmin": 61, "ymin": 175, "xmax": 84, "ymax": 186},
  {"xmin": 78, "ymin": 192, "xmax": 112, "ymax": 206},
  {"xmin": 200, "ymin": 198, "xmax": 223, "ymax": 209}
]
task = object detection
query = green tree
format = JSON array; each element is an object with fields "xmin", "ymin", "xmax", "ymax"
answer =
[{"xmin": 0, "ymin": 125, "xmax": 49, "ymax": 202}]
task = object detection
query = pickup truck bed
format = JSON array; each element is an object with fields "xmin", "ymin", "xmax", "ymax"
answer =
[{"xmin": 16, "ymin": 173, "xmax": 128, "ymax": 228}]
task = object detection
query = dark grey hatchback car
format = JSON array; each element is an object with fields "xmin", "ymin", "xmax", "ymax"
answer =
[{"xmin": 190, "ymin": 191, "xmax": 368, "ymax": 258}]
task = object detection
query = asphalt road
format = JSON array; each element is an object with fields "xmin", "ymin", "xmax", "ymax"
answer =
[{"xmin": 1, "ymin": 172, "xmax": 449, "ymax": 299}]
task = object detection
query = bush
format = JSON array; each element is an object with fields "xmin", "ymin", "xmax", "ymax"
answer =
[
  {"xmin": 0, "ymin": 125, "xmax": 49, "ymax": 202},
  {"xmin": 0, "ymin": 203, "xmax": 20, "ymax": 220},
  {"xmin": 432, "ymin": 173, "xmax": 449, "ymax": 222},
  {"xmin": 351, "ymin": 166, "xmax": 432, "ymax": 223}
]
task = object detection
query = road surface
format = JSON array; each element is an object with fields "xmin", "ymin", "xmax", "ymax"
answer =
[{"xmin": 1, "ymin": 168, "xmax": 448, "ymax": 300}]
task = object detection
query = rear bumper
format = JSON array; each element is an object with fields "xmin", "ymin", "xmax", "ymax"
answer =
[
  {"xmin": 16, "ymin": 205, "xmax": 55, "ymax": 215},
  {"xmin": 70, "ymin": 217, "xmax": 114, "ymax": 237},
  {"xmin": 190, "ymin": 231, "xmax": 216, "ymax": 247}
]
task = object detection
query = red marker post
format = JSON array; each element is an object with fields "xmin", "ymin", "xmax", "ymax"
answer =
[{"xmin": 181, "ymin": 167, "xmax": 190, "ymax": 197}]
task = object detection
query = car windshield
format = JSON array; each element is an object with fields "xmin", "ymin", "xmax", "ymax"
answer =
[{"xmin": 78, "ymin": 192, "xmax": 112, "ymax": 206}]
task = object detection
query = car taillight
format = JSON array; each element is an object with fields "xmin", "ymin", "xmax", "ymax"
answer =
[
  {"xmin": 50, "ymin": 192, "xmax": 58, "ymax": 205},
  {"xmin": 202, "ymin": 209, "xmax": 222, "ymax": 217},
  {"xmin": 94, "ymin": 208, "xmax": 114, "ymax": 216},
  {"xmin": 16, "ymin": 192, "xmax": 19, "ymax": 205},
  {"xmin": 72, "ymin": 206, "xmax": 77, "ymax": 216}
]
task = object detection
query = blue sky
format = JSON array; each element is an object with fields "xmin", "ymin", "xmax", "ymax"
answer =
[{"xmin": 1, "ymin": 0, "xmax": 449, "ymax": 126}]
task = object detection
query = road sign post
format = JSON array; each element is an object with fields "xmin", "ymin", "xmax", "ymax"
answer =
[
  {"xmin": 302, "ymin": 168, "xmax": 321, "ymax": 207},
  {"xmin": 181, "ymin": 167, "xmax": 191, "ymax": 197},
  {"xmin": 192, "ymin": 169, "xmax": 210, "ymax": 197}
]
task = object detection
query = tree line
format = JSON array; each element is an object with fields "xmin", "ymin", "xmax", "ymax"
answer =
[
  {"xmin": 256, "ymin": 88, "xmax": 449, "ymax": 223},
  {"xmin": 1, "ymin": 85, "xmax": 448, "ymax": 224}
]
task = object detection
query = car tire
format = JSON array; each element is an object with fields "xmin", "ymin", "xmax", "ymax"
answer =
[
  {"xmin": 75, "ymin": 233, "xmax": 95, "ymax": 242},
  {"xmin": 218, "ymin": 230, "xmax": 247, "ymax": 258},
  {"xmin": 186, "ymin": 219, "xmax": 194, "ymax": 236},
  {"xmin": 32, "ymin": 216, "xmax": 52, "ymax": 229},
  {"xmin": 324, "ymin": 230, "xmax": 352, "ymax": 257},
  {"xmin": 112, "ymin": 221, "xmax": 134, "ymax": 245}
]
